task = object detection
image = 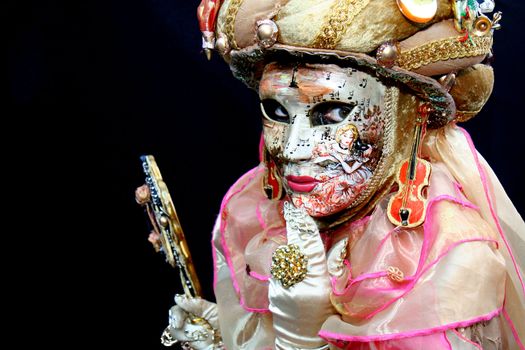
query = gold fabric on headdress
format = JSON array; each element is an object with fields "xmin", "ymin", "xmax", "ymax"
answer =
[
  {"xmin": 398, "ymin": 35, "xmax": 492, "ymax": 71},
  {"xmin": 309, "ymin": 0, "xmax": 371, "ymax": 50}
]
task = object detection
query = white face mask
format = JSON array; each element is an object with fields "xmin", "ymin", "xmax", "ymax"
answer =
[{"xmin": 260, "ymin": 62, "xmax": 387, "ymax": 217}]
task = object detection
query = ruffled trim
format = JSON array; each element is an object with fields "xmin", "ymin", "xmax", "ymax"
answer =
[
  {"xmin": 217, "ymin": 166, "xmax": 273, "ymax": 313},
  {"xmin": 319, "ymin": 307, "xmax": 501, "ymax": 343},
  {"xmin": 459, "ymin": 127, "xmax": 525, "ymax": 296}
]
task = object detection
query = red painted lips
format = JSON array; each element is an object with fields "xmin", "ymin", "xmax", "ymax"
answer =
[{"xmin": 286, "ymin": 175, "xmax": 319, "ymax": 193}]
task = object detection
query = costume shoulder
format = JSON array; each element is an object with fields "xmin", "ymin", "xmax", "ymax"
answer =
[{"xmin": 215, "ymin": 164, "xmax": 286, "ymax": 313}]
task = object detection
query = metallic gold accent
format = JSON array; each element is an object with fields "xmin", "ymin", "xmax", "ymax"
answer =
[
  {"xmin": 438, "ymin": 72, "xmax": 457, "ymax": 92},
  {"xmin": 159, "ymin": 215, "xmax": 169, "ymax": 228},
  {"xmin": 204, "ymin": 49, "xmax": 212, "ymax": 60},
  {"xmin": 472, "ymin": 15, "xmax": 492, "ymax": 37},
  {"xmin": 387, "ymin": 266, "xmax": 404, "ymax": 282},
  {"xmin": 190, "ymin": 317, "xmax": 207, "ymax": 325},
  {"xmin": 492, "ymin": 11, "xmax": 502, "ymax": 30},
  {"xmin": 310, "ymin": 0, "xmax": 370, "ymax": 50},
  {"xmin": 377, "ymin": 41, "xmax": 400, "ymax": 68},
  {"xmin": 215, "ymin": 34, "xmax": 230, "ymax": 56},
  {"xmin": 270, "ymin": 244, "xmax": 308, "ymax": 288},
  {"xmin": 140, "ymin": 155, "xmax": 202, "ymax": 298},
  {"xmin": 256, "ymin": 19, "xmax": 279, "ymax": 49},
  {"xmin": 397, "ymin": 35, "xmax": 493, "ymax": 71},
  {"xmin": 224, "ymin": 0, "xmax": 244, "ymax": 50}
]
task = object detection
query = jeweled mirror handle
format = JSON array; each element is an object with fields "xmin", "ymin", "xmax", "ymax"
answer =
[{"xmin": 138, "ymin": 155, "xmax": 202, "ymax": 298}]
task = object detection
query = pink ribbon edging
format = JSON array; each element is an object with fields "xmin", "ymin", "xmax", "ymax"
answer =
[
  {"xmin": 319, "ymin": 307, "xmax": 502, "ymax": 343},
  {"xmin": 217, "ymin": 166, "xmax": 270, "ymax": 313},
  {"xmin": 460, "ymin": 127, "xmax": 525, "ymax": 297}
]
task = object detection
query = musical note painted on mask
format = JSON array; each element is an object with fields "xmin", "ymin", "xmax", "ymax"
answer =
[{"xmin": 329, "ymin": 91, "xmax": 340, "ymax": 100}]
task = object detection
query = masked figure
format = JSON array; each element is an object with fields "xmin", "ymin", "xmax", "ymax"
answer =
[{"xmin": 162, "ymin": 0, "xmax": 524, "ymax": 349}]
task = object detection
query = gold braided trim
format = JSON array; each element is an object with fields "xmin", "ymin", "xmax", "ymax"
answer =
[
  {"xmin": 398, "ymin": 35, "xmax": 493, "ymax": 71},
  {"xmin": 310, "ymin": 0, "xmax": 370, "ymax": 50},
  {"xmin": 224, "ymin": 0, "xmax": 244, "ymax": 50}
]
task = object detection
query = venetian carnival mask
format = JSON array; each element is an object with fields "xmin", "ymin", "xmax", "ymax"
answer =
[
  {"xmin": 260, "ymin": 63, "xmax": 387, "ymax": 217},
  {"xmin": 197, "ymin": 0, "xmax": 499, "ymax": 226}
]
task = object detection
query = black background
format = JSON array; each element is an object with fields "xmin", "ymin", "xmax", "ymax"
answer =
[{"xmin": 9, "ymin": 0, "xmax": 524, "ymax": 347}]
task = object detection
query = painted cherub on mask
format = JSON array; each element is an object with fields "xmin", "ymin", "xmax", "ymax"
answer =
[{"xmin": 312, "ymin": 124, "xmax": 373, "ymax": 178}]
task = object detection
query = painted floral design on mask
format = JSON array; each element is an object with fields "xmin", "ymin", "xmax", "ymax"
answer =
[{"xmin": 260, "ymin": 63, "xmax": 386, "ymax": 217}]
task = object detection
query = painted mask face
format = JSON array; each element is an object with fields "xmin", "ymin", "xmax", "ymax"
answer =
[{"xmin": 260, "ymin": 63, "xmax": 386, "ymax": 217}]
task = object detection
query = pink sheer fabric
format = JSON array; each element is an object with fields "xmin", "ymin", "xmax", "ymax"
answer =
[
  {"xmin": 218, "ymin": 166, "xmax": 285, "ymax": 312},
  {"xmin": 213, "ymin": 124, "xmax": 524, "ymax": 349}
]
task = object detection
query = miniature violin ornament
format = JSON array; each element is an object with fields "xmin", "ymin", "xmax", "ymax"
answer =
[{"xmin": 387, "ymin": 104, "xmax": 432, "ymax": 228}]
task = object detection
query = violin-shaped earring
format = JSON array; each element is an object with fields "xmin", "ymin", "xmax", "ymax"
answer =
[
  {"xmin": 387, "ymin": 103, "xmax": 432, "ymax": 228},
  {"xmin": 262, "ymin": 146, "xmax": 285, "ymax": 201}
]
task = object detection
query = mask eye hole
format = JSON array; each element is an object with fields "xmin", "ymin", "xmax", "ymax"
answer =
[
  {"xmin": 310, "ymin": 102, "xmax": 355, "ymax": 126},
  {"xmin": 261, "ymin": 99, "xmax": 290, "ymax": 124}
]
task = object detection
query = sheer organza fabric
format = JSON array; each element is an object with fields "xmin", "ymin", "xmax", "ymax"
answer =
[{"xmin": 211, "ymin": 124, "xmax": 524, "ymax": 349}]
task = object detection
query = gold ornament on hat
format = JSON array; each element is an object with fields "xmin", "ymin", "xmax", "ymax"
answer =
[
  {"xmin": 491, "ymin": 11, "xmax": 502, "ymax": 30},
  {"xmin": 215, "ymin": 33, "xmax": 230, "ymax": 56},
  {"xmin": 256, "ymin": 20, "xmax": 279, "ymax": 49},
  {"xmin": 377, "ymin": 41, "xmax": 400, "ymax": 68},
  {"xmin": 472, "ymin": 15, "xmax": 492, "ymax": 37}
]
